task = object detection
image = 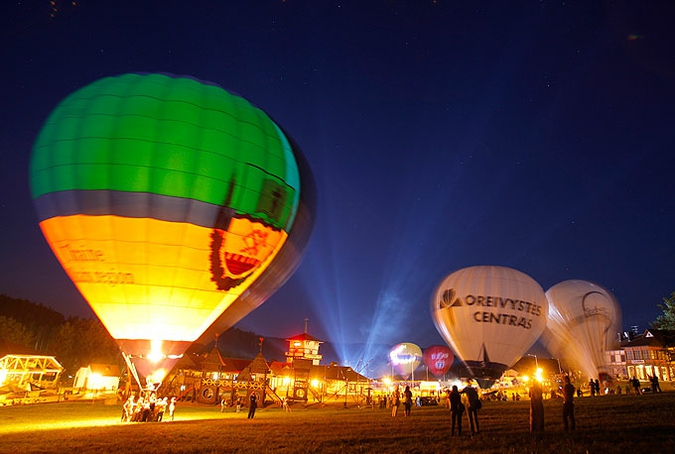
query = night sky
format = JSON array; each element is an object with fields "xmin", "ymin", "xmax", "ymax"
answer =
[{"xmin": 2, "ymin": 1, "xmax": 674, "ymax": 372}]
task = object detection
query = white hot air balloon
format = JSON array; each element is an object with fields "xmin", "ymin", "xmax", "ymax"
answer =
[
  {"xmin": 389, "ymin": 343, "xmax": 423, "ymax": 380},
  {"xmin": 431, "ymin": 266, "xmax": 548, "ymax": 387},
  {"xmin": 542, "ymin": 280, "xmax": 621, "ymax": 380}
]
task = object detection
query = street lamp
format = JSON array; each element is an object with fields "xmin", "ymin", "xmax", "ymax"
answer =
[
  {"xmin": 339, "ymin": 367, "xmax": 353, "ymax": 409},
  {"xmin": 344, "ymin": 379, "xmax": 348, "ymax": 408},
  {"xmin": 527, "ymin": 354, "xmax": 539, "ymax": 369},
  {"xmin": 527, "ymin": 354, "xmax": 543, "ymax": 382}
]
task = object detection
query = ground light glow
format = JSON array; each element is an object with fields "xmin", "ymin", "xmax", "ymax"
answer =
[
  {"xmin": 1, "ymin": 416, "xmax": 121, "ymax": 434},
  {"xmin": 0, "ymin": 403, "xmax": 214, "ymax": 436}
]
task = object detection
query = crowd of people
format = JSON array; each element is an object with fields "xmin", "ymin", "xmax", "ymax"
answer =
[
  {"xmin": 118, "ymin": 373, "xmax": 664, "ymax": 431},
  {"xmin": 121, "ymin": 393, "xmax": 176, "ymax": 423},
  {"xmin": 447, "ymin": 384, "xmax": 482, "ymax": 436},
  {"xmin": 528, "ymin": 374, "xmax": 669, "ymax": 434},
  {"xmin": 627, "ymin": 374, "xmax": 662, "ymax": 394},
  {"xmin": 378, "ymin": 382, "xmax": 484, "ymax": 436},
  {"xmin": 588, "ymin": 378, "xmax": 601, "ymax": 397},
  {"xmin": 381, "ymin": 379, "xmax": 560, "ymax": 437},
  {"xmin": 381, "ymin": 372, "xmax": 666, "ymax": 437}
]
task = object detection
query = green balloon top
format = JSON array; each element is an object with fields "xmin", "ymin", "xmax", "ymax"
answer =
[{"xmin": 30, "ymin": 73, "xmax": 300, "ymax": 231}]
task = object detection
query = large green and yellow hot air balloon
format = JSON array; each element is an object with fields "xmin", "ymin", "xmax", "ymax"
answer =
[{"xmin": 29, "ymin": 73, "xmax": 315, "ymax": 387}]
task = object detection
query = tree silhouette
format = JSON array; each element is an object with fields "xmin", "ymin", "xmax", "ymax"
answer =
[{"xmin": 652, "ymin": 291, "xmax": 675, "ymax": 330}]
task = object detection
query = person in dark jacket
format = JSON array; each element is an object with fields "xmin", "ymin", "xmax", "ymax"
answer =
[
  {"xmin": 562, "ymin": 375, "xmax": 576, "ymax": 431},
  {"xmin": 529, "ymin": 380, "xmax": 544, "ymax": 434},
  {"xmin": 403, "ymin": 385, "xmax": 413, "ymax": 417},
  {"xmin": 461, "ymin": 385, "xmax": 481, "ymax": 434},
  {"xmin": 449, "ymin": 385, "xmax": 464, "ymax": 436},
  {"xmin": 247, "ymin": 392, "xmax": 258, "ymax": 419}
]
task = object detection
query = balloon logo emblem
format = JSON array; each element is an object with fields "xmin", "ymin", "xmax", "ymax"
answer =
[{"xmin": 423, "ymin": 345, "xmax": 454, "ymax": 377}]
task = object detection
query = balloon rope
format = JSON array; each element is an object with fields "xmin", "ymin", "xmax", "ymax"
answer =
[{"xmin": 122, "ymin": 352, "xmax": 144, "ymax": 391}]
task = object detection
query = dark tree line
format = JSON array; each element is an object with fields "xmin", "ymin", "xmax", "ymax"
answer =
[
  {"xmin": 0, "ymin": 294, "xmax": 290, "ymax": 379},
  {"xmin": 0, "ymin": 294, "xmax": 121, "ymax": 377},
  {"xmin": 1, "ymin": 294, "xmax": 345, "ymax": 379}
]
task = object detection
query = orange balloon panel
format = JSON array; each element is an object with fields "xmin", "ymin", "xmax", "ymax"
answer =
[{"xmin": 39, "ymin": 215, "xmax": 287, "ymax": 342}]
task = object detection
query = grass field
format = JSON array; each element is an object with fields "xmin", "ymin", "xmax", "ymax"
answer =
[{"xmin": 1, "ymin": 392, "xmax": 674, "ymax": 453}]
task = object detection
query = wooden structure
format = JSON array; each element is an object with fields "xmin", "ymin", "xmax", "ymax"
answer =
[
  {"xmin": 285, "ymin": 332, "xmax": 323, "ymax": 365},
  {"xmin": 0, "ymin": 339, "xmax": 63, "ymax": 391},
  {"xmin": 162, "ymin": 342, "xmax": 276, "ymax": 406},
  {"xmin": 161, "ymin": 327, "xmax": 372, "ymax": 407}
]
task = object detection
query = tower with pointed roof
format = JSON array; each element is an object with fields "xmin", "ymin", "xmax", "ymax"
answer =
[{"xmin": 285, "ymin": 318, "xmax": 323, "ymax": 365}]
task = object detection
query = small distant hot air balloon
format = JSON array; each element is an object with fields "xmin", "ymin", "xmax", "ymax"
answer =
[
  {"xmin": 389, "ymin": 343, "xmax": 423, "ymax": 379},
  {"xmin": 30, "ymin": 73, "xmax": 315, "ymax": 389},
  {"xmin": 431, "ymin": 265, "xmax": 548, "ymax": 388},
  {"xmin": 423, "ymin": 345, "xmax": 454, "ymax": 377},
  {"xmin": 541, "ymin": 280, "xmax": 621, "ymax": 380}
]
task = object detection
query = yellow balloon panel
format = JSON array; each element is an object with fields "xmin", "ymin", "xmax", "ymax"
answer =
[{"xmin": 39, "ymin": 215, "xmax": 287, "ymax": 342}]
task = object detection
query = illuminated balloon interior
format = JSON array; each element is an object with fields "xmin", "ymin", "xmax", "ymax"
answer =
[{"xmin": 389, "ymin": 343, "xmax": 423, "ymax": 378}]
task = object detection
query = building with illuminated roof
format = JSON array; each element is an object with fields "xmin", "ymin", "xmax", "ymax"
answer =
[
  {"xmin": 616, "ymin": 328, "xmax": 674, "ymax": 382},
  {"xmin": 0, "ymin": 339, "xmax": 63, "ymax": 404},
  {"xmin": 162, "ymin": 326, "xmax": 371, "ymax": 407}
]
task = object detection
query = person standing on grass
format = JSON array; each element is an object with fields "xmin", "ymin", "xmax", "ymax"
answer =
[
  {"xmin": 562, "ymin": 375, "xmax": 576, "ymax": 431},
  {"xmin": 247, "ymin": 392, "xmax": 258, "ymax": 419},
  {"xmin": 650, "ymin": 375, "xmax": 662, "ymax": 393},
  {"xmin": 403, "ymin": 385, "xmax": 413, "ymax": 417},
  {"xmin": 391, "ymin": 386, "xmax": 401, "ymax": 417},
  {"xmin": 529, "ymin": 380, "xmax": 544, "ymax": 434},
  {"xmin": 461, "ymin": 384, "xmax": 481, "ymax": 434},
  {"xmin": 156, "ymin": 397, "xmax": 167, "ymax": 421},
  {"xmin": 169, "ymin": 396, "xmax": 177, "ymax": 421},
  {"xmin": 122, "ymin": 396, "xmax": 134, "ymax": 422},
  {"xmin": 449, "ymin": 385, "xmax": 464, "ymax": 436},
  {"xmin": 283, "ymin": 396, "xmax": 292, "ymax": 412}
]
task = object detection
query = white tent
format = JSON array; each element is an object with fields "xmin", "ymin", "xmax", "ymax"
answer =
[{"xmin": 74, "ymin": 364, "xmax": 120, "ymax": 391}]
